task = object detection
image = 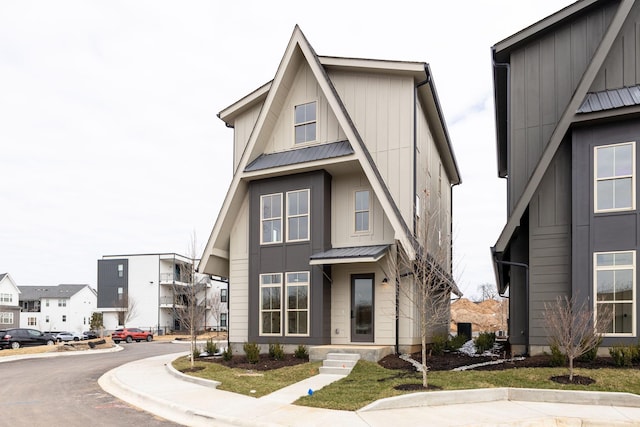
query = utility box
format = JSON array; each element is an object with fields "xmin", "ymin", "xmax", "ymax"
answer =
[{"xmin": 457, "ymin": 322, "xmax": 472, "ymax": 340}]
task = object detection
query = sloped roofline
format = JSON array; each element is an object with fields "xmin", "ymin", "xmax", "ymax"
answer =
[
  {"xmin": 200, "ymin": 26, "xmax": 460, "ymax": 274},
  {"xmin": 492, "ymin": 0, "xmax": 634, "ymax": 256}
]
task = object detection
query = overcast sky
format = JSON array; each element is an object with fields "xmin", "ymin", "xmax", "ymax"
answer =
[{"xmin": 0, "ymin": 0, "xmax": 574, "ymax": 298}]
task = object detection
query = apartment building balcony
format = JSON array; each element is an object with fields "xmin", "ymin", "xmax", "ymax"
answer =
[{"xmin": 159, "ymin": 272, "xmax": 189, "ymax": 286}]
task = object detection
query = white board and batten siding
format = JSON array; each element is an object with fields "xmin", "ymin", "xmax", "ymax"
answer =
[{"xmin": 228, "ymin": 194, "xmax": 250, "ymax": 343}]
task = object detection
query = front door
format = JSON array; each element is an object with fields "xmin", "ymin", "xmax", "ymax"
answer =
[{"xmin": 351, "ymin": 274, "xmax": 374, "ymax": 342}]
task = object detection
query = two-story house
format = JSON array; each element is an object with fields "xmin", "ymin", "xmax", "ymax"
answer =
[
  {"xmin": 18, "ymin": 284, "xmax": 97, "ymax": 333},
  {"xmin": 198, "ymin": 26, "xmax": 461, "ymax": 358},
  {"xmin": 491, "ymin": 0, "xmax": 640, "ymax": 355},
  {"xmin": 97, "ymin": 253, "xmax": 228, "ymax": 333},
  {"xmin": 0, "ymin": 273, "xmax": 21, "ymax": 328}
]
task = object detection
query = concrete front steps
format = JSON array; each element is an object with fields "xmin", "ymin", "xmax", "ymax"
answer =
[{"xmin": 319, "ymin": 352, "xmax": 360, "ymax": 375}]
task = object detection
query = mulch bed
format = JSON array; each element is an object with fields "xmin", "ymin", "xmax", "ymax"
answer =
[{"xmin": 199, "ymin": 353, "xmax": 309, "ymax": 371}]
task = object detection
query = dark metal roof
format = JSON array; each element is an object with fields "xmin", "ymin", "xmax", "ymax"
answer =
[
  {"xmin": 578, "ymin": 85, "xmax": 640, "ymax": 113},
  {"xmin": 310, "ymin": 245, "xmax": 389, "ymax": 262},
  {"xmin": 17, "ymin": 284, "xmax": 94, "ymax": 301},
  {"xmin": 0, "ymin": 273, "xmax": 6, "ymax": 282},
  {"xmin": 244, "ymin": 140, "xmax": 353, "ymax": 172}
]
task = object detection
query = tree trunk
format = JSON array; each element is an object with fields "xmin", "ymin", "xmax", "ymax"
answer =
[{"xmin": 568, "ymin": 356, "xmax": 574, "ymax": 382}]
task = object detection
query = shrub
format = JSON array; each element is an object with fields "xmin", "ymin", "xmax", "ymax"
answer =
[
  {"xmin": 192, "ymin": 346, "xmax": 201, "ymax": 359},
  {"xmin": 205, "ymin": 338, "xmax": 218, "ymax": 355},
  {"xmin": 430, "ymin": 334, "xmax": 448, "ymax": 356},
  {"xmin": 243, "ymin": 342, "xmax": 260, "ymax": 364},
  {"xmin": 222, "ymin": 345, "xmax": 233, "ymax": 361},
  {"xmin": 268, "ymin": 342, "xmax": 285, "ymax": 360},
  {"xmin": 578, "ymin": 336, "xmax": 602, "ymax": 362},
  {"xmin": 294, "ymin": 344, "xmax": 308, "ymax": 359},
  {"xmin": 549, "ymin": 343, "xmax": 565, "ymax": 367},
  {"xmin": 474, "ymin": 332, "xmax": 496, "ymax": 354},
  {"xmin": 609, "ymin": 345, "xmax": 637, "ymax": 367},
  {"xmin": 447, "ymin": 334, "xmax": 468, "ymax": 351}
]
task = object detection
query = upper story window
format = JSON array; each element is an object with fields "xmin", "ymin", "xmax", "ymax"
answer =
[
  {"xmin": 294, "ymin": 101, "xmax": 316, "ymax": 144},
  {"xmin": 58, "ymin": 299, "xmax": 67, "ymax": 307},
  {"xmin": 355, "ymin": 190, "xmax": 370, "ymax": 233},
  {"xmin": 261, "ymin": 193, "xmax": 282, "ymax": 244},
  {"xmin": 220, "ymin": 288, "xmax": 228, "ymax": 303},
  {"xmin": 595, "ymin": 142, "xmax": 635, "ymax": 213},
  {"xmin": 118, "ymin": 264, "xmax": 124, "ymax": 278},
  {"xmin": 0, "ymin": 293, "xmax": 12, "ymax": 303},
  {"xmin": 595, "ymin": 250, "xmax": 635, "ymax": 336},
  {"xmin": 286, "ymin": 189, "xmax": 309, "ymax": 241}
]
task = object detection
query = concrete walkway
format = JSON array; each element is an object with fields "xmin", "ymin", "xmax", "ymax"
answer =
[{"xmin": 100, "ymin": 352, "xmax": 640, "ymax": 426}]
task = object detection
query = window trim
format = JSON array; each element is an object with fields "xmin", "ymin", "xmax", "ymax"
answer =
[
  {"xmin": 294, "ymin": 101, "xmax": 317, "ymax": 145},
  {"xmin": 259, "ymin": 273, "xmax": 283, "ymax": 336},
  {"xmin": 286, "ymin": 189, "xmax": 310, "ymax": 242},
  {"xmin": 594, "ymin": 250, "xmax": 636, "ymax": 337},
  {"xmin": 594, "ymin": 141, "xmax": 636, "ymax": 213},
  {"xmin": 354, "ymin": 189, "xmax": 371, "ymax": 234},
  {"xmin": 285, "ymin": 271, "xmax": 310, "ymax": 337},
  {"xmin": 0, "ymin": 312, "xmax": 13, "ymax": 324},
  {"xmin": 260, "ymin": 193, "xmax": 283, "ymax": 245}
]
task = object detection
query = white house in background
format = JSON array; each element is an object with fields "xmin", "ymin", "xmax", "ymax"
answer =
[
  {"xmin": 18, "ymin": 284, "xmax": 97, "ymax": 333},
  {"xmin": 97, "ymin": 253, "xmax": 228, "ymax": 333},
  {"xmin": 0, "ymin": 273, "xmax": 21, "ymax": 328}
]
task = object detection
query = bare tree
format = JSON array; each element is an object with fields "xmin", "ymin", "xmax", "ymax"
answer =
[
  {"xmin": 172, "ymin": 232, "xmax": 208, "ymax": 368},
  {"xmin": 117, "ymin": 290, "xmax": 138, "ymax": 327},
  {"xmin": 544, "ymin": 295, "xmax": 611, "ymax": 382},
  {"xmin": 387, "ymin": 191, "xmax": 458, "ymax": 389},
  {"xmin": 477, "ymin": 282, "xmax": 499, "ymax": 302},
  {"xmin": 208, "ymin": 291, "xmax": 223, "ymax": 336}
]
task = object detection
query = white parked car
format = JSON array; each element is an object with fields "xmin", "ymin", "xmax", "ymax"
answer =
[{"xmin": 55, "ymin": 331, "xmax": 84, "ymax": 342}]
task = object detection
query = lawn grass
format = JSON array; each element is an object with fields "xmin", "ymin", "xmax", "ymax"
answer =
[
  {"xmin": 171, "ymin": 356, "xmax": 322, "ymax": 398},
  {"xmin": 295, "ymin": 360, "xmax": 640, "ymax": 411}
]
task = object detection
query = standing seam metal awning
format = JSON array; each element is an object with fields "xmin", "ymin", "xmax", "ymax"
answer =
[{"xmin": 309, "ymin": 245, "xmax": 389, "ymax": 265}]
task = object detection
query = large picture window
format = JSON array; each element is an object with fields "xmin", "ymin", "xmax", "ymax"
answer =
[
  {"xmin": 287, "ymin": 189, "xmax": 309, "ymax": 241},
  {"xmin": 261, "ymin": 193, "xmax": 282, "ymax": 244},
  {"xmin": 595, "ymin": 251, "xmax": 635, "ymax": 336},
  {"xmin": 294, "ymin": 101, "xmax": 316, "ymax": 144},
  {"xmin": 355, "ymin": 190, "xmax": 370, "ymax": 233},
  {"xmin": 260, "ymin": 273, "xmax": 282, "ymax": 335},
  {"xmin": 286, "ymin": 272, "xmax": 309, "ymax": 336},
  {"xmin": 595, "ymin": 142, "xmax": 635, "ymax": 212}
]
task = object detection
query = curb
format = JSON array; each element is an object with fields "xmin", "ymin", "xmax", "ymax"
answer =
[
  {"xmin": 358, "ymin": 387, "xmax": 640, "ymax": 412},
  {"xmin": 164, "ymin": 353, "xmax": 222, "ymax": 389},
  {"xmin": 0, "ymin": 343, "xmax": 123, "ymax": 363}
]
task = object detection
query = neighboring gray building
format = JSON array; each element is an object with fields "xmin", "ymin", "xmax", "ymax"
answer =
[
  {"xmin": 491, "ymin": 0, "xmax": 640, "ymax": 355},
  {"xmin": 199, "ymin": 26, "xmax": 461, "ymax": 356},
  {"xmin": 0, "ymin": 273, "xmax": 21, "ymax": 329}
]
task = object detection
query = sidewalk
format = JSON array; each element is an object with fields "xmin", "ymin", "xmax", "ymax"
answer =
[{"xmin": 99, "ymin": 352, "xmax": 640, "ymax": 427}]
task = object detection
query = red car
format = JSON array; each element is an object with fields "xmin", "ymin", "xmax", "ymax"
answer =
[{"xmin": 111, "ymin": 328, "xmax": 153, "ymax": 344}]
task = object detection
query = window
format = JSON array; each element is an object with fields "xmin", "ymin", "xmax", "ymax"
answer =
[
  {"xmin": 45, "ymin": 315, "xmax": 49, "ymax": 323},
  {"xmin": 259, "ymin": 273, "xmax": 282, "ymax": 335},
  {"xmin": 287, "ymin": 189, "xmax": 309, "ymax": 241},
  {"xmin": 28, "ymin": 317, "xmax": 36, "ymax": 326},
  {"xmin": 355, "ymin": 190, "xmax": 370, "ymax": 233},
  {"xmin": 595, "ymin": 142, "xmax": 635, "ymax": 212},
  {"xmin": 117, "ymin": 287, "xmax": 123, "ymax": 302},
  {"xmin": 62, "ymin": 315, "xmax": 67, "ymax": 322},
  {"xmin": 0, "ymin": 293, "xmax": 12, "ymax": 303},
  {"xmin": 118, "ymin": 263, "xmax": 124, "ymax": 277},
  {"xmin": 286, "ymin": 272, "xmax": 309, "ymax": 336},
  {"xmin": 261, "ymin": 193, "xmax": 282, "ymax": 244},
  {"xmin": 58, "ymin": 299, "xmax": 67, "ymax": 307},
  {"xmin": 595, "ymin": 251, "xmax": 635, "ymax": 336},
  {"xmin": 45, "ymin": 299, "xmax": 49, "ymax": 307},
  {"xmin": 220, "ymin": 313, "xmax": 227, "ymax": 328},
  {"xmin": 294, "ymin": 101, "xmax": 316, "ymax": 144},
  {"xmin": 220, "ymin": 288, "xmax": 228, "ymax": 303},
  {"xmin": 0, "ymin": 312, "xmax": 12, "ymax": 324}
]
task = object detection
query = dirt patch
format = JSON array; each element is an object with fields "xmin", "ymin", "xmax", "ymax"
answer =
[
  {"xmin": 550, "ymin": 375, "xmax": 595, "ymax": 385},
  {"xmin": 394, "ymin": 383, "xmax": 443, "ymax": 391},
  {"xmin": 199, "ymin": 353, "xmax": 309, "ymax": 371}
]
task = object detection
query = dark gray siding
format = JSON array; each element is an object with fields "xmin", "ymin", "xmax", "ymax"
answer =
[
  {"xmin": 573, "ymin": 120, "xmax": 640, "ymax": 346},
  {"xmin": 528, "ymin": 140, "xmax": 572, "ymax": 346},
  {"xmin": 248, "ymin": 170, "xmax": 332, "ymax": 345},
  {"xmin": 97, "ymin": 259, "xmax": 128, "ymax": 308},
  {"xmin": 508, "ymin": 3, "xmax": 616, "ymax": 214},
  {"xmin": 592, "ymin": 2, "xmax": 640, "ymax": 91},
  {"xmin": 507, "ymin": 217, "xmax": 529, "ymax": 349}
]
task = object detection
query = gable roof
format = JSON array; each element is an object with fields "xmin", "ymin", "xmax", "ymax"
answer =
[
  {"xmin": 199, "ymin": 26, "xmax": 459, "ymax": 276},
  {"xmin": 18, "ymin": 284, "xmax": 94, "ymax": 301},
  {"xmin": 491, "ymin": 0, "xmax": 635, "ymax": 255}
]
